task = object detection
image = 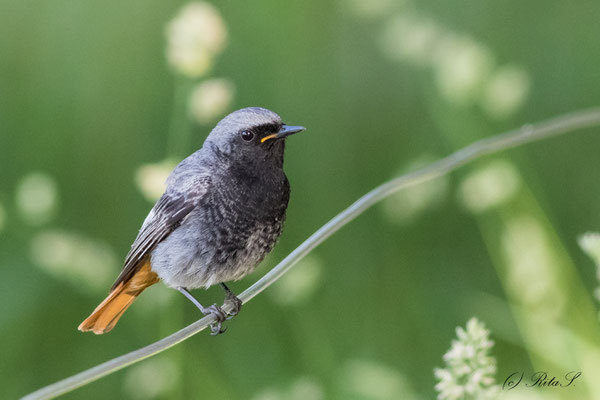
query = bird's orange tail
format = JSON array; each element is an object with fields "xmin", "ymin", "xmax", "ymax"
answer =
[{"xmin": 78, "ymin": 260, "xmax": 159, "ymax": 334}]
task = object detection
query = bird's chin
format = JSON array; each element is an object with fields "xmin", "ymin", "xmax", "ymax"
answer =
[
  {"xmin": 275, "ymin": 138, "xmax": 286, "ymax": 152},
  {"xmin": 263, "ymin": 139, "xmax": 285, "ymax": 166},
  {"xmin": 264, "ymin": 137, "xmax": 285, "ymax": 150}
]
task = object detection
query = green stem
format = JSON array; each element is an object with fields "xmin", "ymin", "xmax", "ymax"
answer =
[{"xmin": 167, "ymin": 77, "xmax": 194, "ymax": 159}]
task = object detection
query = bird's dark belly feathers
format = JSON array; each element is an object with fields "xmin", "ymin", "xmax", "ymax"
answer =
[
  {"xmin": 198, "ymin": 172, "xmax": 290, "ymax": 283},
  {"xmin": 150, "ymin": 170, "xmax": 290, "ymax": 289}
]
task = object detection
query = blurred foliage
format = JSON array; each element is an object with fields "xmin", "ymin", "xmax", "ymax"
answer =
[{"xmin": 1, "ymin": 0, "xmax": 600, "ymax": 399}]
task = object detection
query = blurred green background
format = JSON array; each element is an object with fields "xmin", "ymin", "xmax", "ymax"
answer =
[{"xmin": 2, "ymin": 0, "xmax": 600, "ymax": 399}]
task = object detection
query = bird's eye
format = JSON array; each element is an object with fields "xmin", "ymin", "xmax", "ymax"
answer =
[{"xmin": 240, "ymin": 130, "xmax": 255, "ymax": 141}]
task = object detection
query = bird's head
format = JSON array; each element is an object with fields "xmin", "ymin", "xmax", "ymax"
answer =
[{"xmin": 205, "ymin": 107, "xmax": 305, "ymax": 166}]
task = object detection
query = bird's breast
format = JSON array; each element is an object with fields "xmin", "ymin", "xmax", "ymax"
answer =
[
  {"xmin": 203, "ymin": 170, "xmax": 289, "ymax": 265},
  {"xmin": 150, "ymin": 169, "xmax": 290, "ymax": 289}
]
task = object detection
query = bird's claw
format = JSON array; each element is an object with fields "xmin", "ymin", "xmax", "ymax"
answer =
[
  {"xmin": 204, "ymin": 304, "xmax": 227, "ymax": 335},
  {"xmin": 224, "ymin": 292, "xmax": 243, "ymax": 320},
  {"xmin": 210, "ymin": 323, "xmax": 227, "ymax": 335}
]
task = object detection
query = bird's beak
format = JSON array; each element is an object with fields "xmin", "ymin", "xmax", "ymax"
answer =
[{"xmin": 261, "ymin": 125, "xmax": 306, "ymax": 143}]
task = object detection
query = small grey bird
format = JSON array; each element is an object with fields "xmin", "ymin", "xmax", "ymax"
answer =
[{"xmin": 78, "ymin": 107, "xmax": 305, "ymax": 335}]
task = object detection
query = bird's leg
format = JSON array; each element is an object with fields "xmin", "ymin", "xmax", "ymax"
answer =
[
  {"xmin": 221, "ymin": 283, "xmax": 243, "ymax": 319},
  {"xmin": 177, "ymin": 287, "xmax": 227, "ymax": 335}
]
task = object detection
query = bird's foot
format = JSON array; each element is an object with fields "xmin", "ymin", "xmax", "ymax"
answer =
[
  {"xmin": 177, "ymin": 287, "xmax": 228, "ymax": 335},
  {"xmin": 224, "ymin": 292, "xmax": 243, "ymax": 320},
  {"xmin": 202, "ymin": 304, "xmax": 228, "ymax": 335}
]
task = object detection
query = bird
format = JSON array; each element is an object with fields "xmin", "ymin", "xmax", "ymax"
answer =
[{"xmin": 78, "ymin": 107, "xmax": 305, "ymax": 335}]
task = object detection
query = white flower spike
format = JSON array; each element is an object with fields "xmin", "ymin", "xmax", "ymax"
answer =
[{"xmin": 434, "ymin": 318, "xmax": 500, "ymax": 400}]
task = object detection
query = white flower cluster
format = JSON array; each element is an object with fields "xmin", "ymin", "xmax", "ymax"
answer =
[
  {"xmin": 166, "ymin": 2, "xmax": 235, "ymax": 125},
  {"xmin": 578, "ymin": 232, "xmax": 600, "ymax": 310},
  {"xmin": 16, "ymin": 171, "xmax": 59, "ymax": 225},
  {"xmin": 434, "ymin": 318, "xmax": 500, "ymax": 400},
  {"xmin": 166, "ymin": 2, "xmax": 227, "ymax": 78},
  {"xmin": 31, "ymin": 229, "xmax": 119, "ymax": 292},
  {"xmin": 341, "ymin": 359, "xmax": 418, "ymax": 400},
  {"xmin": 501, "ymin": 216, "xmax": 565, "ymax": 316},
  {"xmin": 579, "ymin": 232, "xmax": 600, "ymax": 267},
  {"xmin": 188, "ymin": 78, "xmax": 235, "ymax": 124},
  {"xmin": 269, "ymin": 255, "xmax": 322, "ymax": 306},
  {"xmin": 381, "ymin": 154, "xmax": 449, "ymax": 225},
  {"xmin": 123, "ymin": 356, "xmax": 179, "ymax": 400},
  {"xmin": 134, "ymin": 159, "xmax": 178, "ymax": 202},
  {"xmin": 378, "ymin": 13, "xmax": 529, "ymax": 119},
  {"xmin": 458, "ymin": 159, "xmax": 521, "ymax": 214}
]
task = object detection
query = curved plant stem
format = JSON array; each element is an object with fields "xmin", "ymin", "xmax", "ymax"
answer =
[{"xmin": 22, "ymin": 107, "xmax": 600, "ymax": 400}]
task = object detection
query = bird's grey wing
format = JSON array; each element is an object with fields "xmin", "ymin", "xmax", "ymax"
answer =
[{"xmin": 111, "ymin": 174, "xmax": 211, "ymax": 290}]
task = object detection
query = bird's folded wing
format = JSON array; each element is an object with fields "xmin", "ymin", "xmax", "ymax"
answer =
[{"xmin": 111, "ymin": 174, "xmax": 211, "ymax": 290}]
